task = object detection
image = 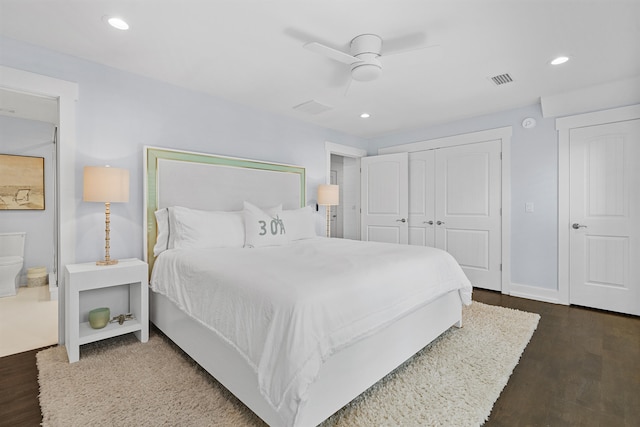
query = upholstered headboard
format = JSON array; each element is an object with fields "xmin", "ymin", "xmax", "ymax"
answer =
[{"xmin": 143, "ymin": 147, "xmax": 306, "ymax": 269}]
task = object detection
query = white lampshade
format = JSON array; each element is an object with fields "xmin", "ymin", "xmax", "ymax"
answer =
[
  {"xmin": 83, "ymin": 166, "xmax": 130, "ymax": 203},
  {"xmin": 317, "ymin": 184, "xmax": 339, "ymax": 206}
]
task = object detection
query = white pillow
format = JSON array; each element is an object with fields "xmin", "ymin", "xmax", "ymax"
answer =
[
  {"xmin": 280, "ymin": 206, "xmax": 316, "ymax": 240},
  {"xmin": 168, "ymin": 206, "xmax": 245, "ymax": 249},
  {"xmin": 153, "ymin": 208, "xmax": 170, "ymax": 256},
  {"xmin": 243, "ymin": 201, "xmax": 289, "ymax": 247}
]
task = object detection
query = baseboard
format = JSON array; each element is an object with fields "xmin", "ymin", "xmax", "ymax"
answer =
[{"xmin": 507, "ymin": 282, "xmax": 567, "ymax": 305}]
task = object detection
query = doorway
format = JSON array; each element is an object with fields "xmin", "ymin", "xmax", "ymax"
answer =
[
  {"xmin": 329, "ymin": 168, "xmax": 339, "ymax": 237},
  {"xmin": 325, "ymin": 142, "xmax": 367, "ymax": 240},
  {"xmin": 0, "ymin": 89, "xmax": 58, "ymax": 356},
  {"xmin": 1, "ymin": 65, "xmax": 79, "ymax": 347}
]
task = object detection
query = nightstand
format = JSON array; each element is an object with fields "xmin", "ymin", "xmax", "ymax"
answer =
[{"xmin": 64, "ymin": 258, "xmax": 148, "ymax": 363}]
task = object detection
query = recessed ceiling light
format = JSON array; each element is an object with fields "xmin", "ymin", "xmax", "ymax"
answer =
[
  {"xmin": 550, "ymin": 56, "xmax": 569, "ymax": 65},
  {"xmin": 106, "ymin": 16, "xmax": 129, "ymax": 30},
  {"xmin": 360, "ymin": 113, "xmax": 371, "ymax": 119}
]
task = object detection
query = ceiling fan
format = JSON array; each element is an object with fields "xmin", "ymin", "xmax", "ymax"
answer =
[{"xmin": 303, "ymin": 33, "xmax": 440, "ymax": 84}]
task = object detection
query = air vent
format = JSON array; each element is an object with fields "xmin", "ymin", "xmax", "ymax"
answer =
[
  {"xmin": 490, "ymin": 73, "xmax": 514, "ymax": 86},
  {"xmin": 292, "ymin": 99, "xmax": 333, "ymax": 115}
]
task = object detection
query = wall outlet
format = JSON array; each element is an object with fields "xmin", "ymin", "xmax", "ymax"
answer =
[{"xmin": 525, "ymin": 202, "xmax": 534, "ymax": 213}]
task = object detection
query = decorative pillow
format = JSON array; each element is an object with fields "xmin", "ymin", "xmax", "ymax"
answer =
[
  {"xmin": 153, "ymin": 208, "xmax": 170, "ymax": 256},
  {"xmin": 168, "ymin": 206, "xmax": 245, "ymax": 249},
  {"xmin": 280, "ymin": 206, "xmax": 316, "ymax": 240},
  {"xmin": 258, "ymin": 204, "xmax": 282, "ymax": 216},
  {"xmin": 243, "ymin": 201, "xmax": 289, "ymax": 247}
]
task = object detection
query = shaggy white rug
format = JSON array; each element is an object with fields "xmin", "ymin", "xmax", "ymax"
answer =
[{"xmin": 37, "ymin": 302, "xmax": 539, "ymax": 426}]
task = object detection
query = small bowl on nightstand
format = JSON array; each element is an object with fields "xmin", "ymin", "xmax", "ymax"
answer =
[{"xmin": 88, "ymin": 307, "xmax": 110, "ymax": 329}]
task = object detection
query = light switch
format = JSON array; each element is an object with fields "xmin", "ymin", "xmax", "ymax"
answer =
[{"xmin": 525, "ymin": 202, "xmax": 534, "ymax": 213}]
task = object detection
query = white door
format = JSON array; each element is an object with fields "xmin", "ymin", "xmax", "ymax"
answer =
[
  {"xmin": 569, "ymin": 119, "xmax": 640, "ymax": 315},
  {"xmin": 408, "ymin": 150, "xmax": 435, "ymax": 246},
  {"xmin": 361, "ymin": 153, "xmax": 409, "ymax": 244},
  {"xmin": 434, "ymin": 141, "xmax": 502, "ymax": 291}
]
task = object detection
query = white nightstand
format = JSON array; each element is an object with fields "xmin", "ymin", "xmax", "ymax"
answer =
[{"xmin": 64, "ymin": 258, "xmax": 148, "ymax": 363}]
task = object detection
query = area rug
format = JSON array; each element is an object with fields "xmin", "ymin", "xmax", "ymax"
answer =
[{"xmin": 37, "ymin": 302, "xmax": 539, "ymax": 426}]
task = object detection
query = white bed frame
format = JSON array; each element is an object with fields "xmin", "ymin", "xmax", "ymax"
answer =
[{"xmin": 144, "ymin": 147, "xmax": 463, "ymax": 426}]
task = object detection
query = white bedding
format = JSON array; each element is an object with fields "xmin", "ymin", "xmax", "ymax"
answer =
[{"xmin": 151, "ymin": 237, "xmax": 472, "ymax": 426}]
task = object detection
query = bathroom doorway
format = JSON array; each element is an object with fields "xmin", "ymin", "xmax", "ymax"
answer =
[
  {"xmin": 0, "ymin": 88, "xmax": 58, "ymax": 356},
  {"xmin": 1, "ymin": 66, "xmax": 79, "ymax": 351},
  {"xmin": 325, "ymin": 142, "xmax": 367, "ymax": 240}
]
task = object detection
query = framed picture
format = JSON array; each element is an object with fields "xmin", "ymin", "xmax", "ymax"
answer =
[{"xmin": 0, "ymin": 154, "xmax": 45, "ymax": 210}]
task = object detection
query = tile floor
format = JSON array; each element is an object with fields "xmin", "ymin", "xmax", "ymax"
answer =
[{"xmin": 0, "ymin": 286, "xmax": 58, "ymax": 357}]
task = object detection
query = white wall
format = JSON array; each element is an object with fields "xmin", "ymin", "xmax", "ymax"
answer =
[
  {"xmin": 369, "ymin": 104, "xmax": 559, "ymax": 291},
  {"xmin": 1, "ymin": 36, "xmax": 368, "ymax": 264},
  {"xmin": 0, "ymin": 115, "xmax": 56, "ymax": 284}
]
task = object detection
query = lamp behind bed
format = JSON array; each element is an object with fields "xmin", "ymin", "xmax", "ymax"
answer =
[{"xmin": 317, "ymin": 184, "xmax": 339, "ymax": 237}]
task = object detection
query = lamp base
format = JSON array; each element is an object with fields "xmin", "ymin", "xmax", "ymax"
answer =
[
  {"xmin": 325, "ymin": 207, "xmax": 331, "ymax": 238},
  {"xmin": 96, "ymin": 259, "xmax": 119, "ymax": 266},
  {"xmin": 97, "ymin": 202, "xmax": 118, "ymax": 266}
]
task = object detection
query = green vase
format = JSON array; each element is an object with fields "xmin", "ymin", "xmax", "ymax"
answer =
[{"xmin": 88, "ymin": 307, "xmax": 110, "ymax": 329}]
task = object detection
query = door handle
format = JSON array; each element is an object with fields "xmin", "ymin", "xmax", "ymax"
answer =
[
  {"xmin": 572, "ymin": 223, "xmax": 587, "ymax": 229},
  {"xmin": 396, "ymin": 218, "xmax": 406, "ymax": 223},
  {"xmin": 436, "ymin": 220, "xmax": 445, "ymax": 225},
  {"xmin": 423, "ymin": 220, "xmax": 434, "ymax": 225}
]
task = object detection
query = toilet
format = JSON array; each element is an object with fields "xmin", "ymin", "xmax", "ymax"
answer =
[{"xmin": 0, "ymin": 232, "xmax": 26, "ymax": 297}]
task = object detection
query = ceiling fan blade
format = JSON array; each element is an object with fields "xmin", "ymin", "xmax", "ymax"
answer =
[
  {"xmin": 285, "ymin": 28, "xmax": 349, "ymax": 51},
  {"xmin": 382, "ymin": 32, "xmax": 428, "ymax": 54},
  {"xmin": 383, "ymin": 44, "xmax": 442, "ymax": 60},
  {"xmin": 304, "ymin": 42, "xmax": 361, "ymax": 65}
]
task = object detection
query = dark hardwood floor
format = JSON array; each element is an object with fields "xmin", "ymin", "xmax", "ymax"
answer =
[
  {"xmin": 474, "ymin": 289, "xmax": 640, "ymax": 427},
  {"xmin": 1, "ymin": 289, "xmax": 638, "ymax": 427},
  {"xmin": 0, "ymin": 347, "xmax": 44, "ymax": 427}
]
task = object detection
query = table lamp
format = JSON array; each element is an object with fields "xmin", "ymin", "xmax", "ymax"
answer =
[
  {"xmin": 317, "ymin": 184, "xmax": 339, "ymax": 237},
  {"xmin": 83, "ymin": 165, "xmax": 129, "ymax": 265}
]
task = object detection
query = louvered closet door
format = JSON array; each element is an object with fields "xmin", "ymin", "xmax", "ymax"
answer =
[{"xmin": 434, "ymin": 140, "xmax": 502, "ymax": 290}]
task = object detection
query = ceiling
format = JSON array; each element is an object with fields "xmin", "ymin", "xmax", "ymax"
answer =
[{"xmin": 1, "ymin": 0, "xmax": 639, "ymax": 138}]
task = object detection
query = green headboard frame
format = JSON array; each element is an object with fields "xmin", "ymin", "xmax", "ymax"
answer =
[{"xmin": 144, "ymin": 146, "xmax": 306, "ymax": 272}]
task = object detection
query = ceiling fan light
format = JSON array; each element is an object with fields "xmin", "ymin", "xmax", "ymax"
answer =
[{"xmin": 351, "ymin": 63, "xmax": 382, "ymax": 82}]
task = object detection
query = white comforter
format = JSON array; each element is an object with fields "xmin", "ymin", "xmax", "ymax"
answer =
[{"xmin": 151, "ymin": 237, "xmax": 472, "ymax": 426}]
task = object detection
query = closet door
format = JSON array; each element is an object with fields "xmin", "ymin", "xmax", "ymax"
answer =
[
  {"xmin": 361, "ymin": 153, "xmax": 409, "ymax": 244},
  {"xmin": 434, "ymin": 140, "xmax": 502, "ymax": 290},
  {"xmin": 408, "ymin": 151, "xmax": 435, "ymax": 246}
]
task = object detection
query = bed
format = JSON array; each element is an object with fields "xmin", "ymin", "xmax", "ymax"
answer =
[{"xmin": 143, "ymin": 147, "xmax": 472, "ymax": 426}]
